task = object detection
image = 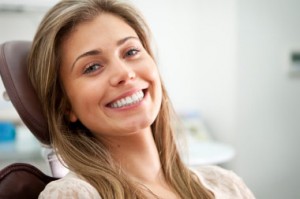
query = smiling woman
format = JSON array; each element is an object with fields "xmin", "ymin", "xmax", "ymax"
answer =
[
  {"xmin": 59, "ymin": 13, "xmax": 162, "ymax": 137},
  {"xmin": 27, "ymin": 0, "xmax": 255, "ymax": 198}
]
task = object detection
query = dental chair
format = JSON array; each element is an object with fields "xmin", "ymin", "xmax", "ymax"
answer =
[{"xmin": 0, "ymin": 41, "xmax": 66, "ymax": 199}]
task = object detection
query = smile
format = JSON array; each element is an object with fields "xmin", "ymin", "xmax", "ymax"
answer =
[{"xmin": 109, "ymin": 90, "xmax": 144, "ymax": 108}]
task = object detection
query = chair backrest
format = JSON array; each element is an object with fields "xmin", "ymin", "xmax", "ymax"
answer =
[
  {"xmin": 0, "ymin": 163, "xmax": 57, "ymax": 199},
  {"xmin": 0, "ymin": 41, "xmax": 49, "ymax": 145},
  {"xmin": 0, "ymin": 41, "xmax": 65, "ymax": 198}
]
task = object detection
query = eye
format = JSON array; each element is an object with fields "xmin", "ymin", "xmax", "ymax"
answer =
[
  {"xmin": 83, "ymin": 63, "xmax": 102, "ymax": 74},
  {"xmin": 125, "ymin": 48, "xmax": 140, "ymax": 57}
]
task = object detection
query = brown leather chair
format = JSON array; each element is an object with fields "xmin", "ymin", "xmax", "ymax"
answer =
[
  {"xmin": 0, "ymin": 163, "xmax": 57, "ymax": 199},
  {"xmin": 0, "ymin": 41, "xmax": 60, "ymax": 199}
]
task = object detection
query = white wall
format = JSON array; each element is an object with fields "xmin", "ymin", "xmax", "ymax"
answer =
[
  {"xmin": 236, "ymin": 0, "xmax": 300, "ymax": 198},
  {"xmin": 132, "ymin": 0, "xmax": 237, "ymax": 143},
  {"xmin": 0, "ymin": 11, "xmax": 44, "ymax": 43}
]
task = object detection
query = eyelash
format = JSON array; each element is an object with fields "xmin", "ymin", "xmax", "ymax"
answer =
[
  {"xmin": 82, "ymin": 48, "xmax": 140, "ymax": 75},
  {"xmin": 125, "ymin": 48, "xmax": 140, "ymax": 58},
  {"xmin": 83, "ymin": 63, "xmax": 102, "ymax": 74}
]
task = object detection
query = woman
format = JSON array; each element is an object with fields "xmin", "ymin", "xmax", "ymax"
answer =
[{"xmin": 28, "ymin": 0, "xmax": 255, "ymax": 198}]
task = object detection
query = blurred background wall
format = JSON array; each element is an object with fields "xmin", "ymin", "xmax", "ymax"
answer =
[
  {"xmin": 0, "ymin": 0, "xmax": 300, "ymax": 198},
  {"xmin": 236, "ymin": 0, "xmax": 300, "ymax": 198}
]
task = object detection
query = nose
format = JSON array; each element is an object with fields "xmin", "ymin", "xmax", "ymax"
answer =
[{"xmin": 109, "ymin": 60, "xmax": 136, "ymax": 86}]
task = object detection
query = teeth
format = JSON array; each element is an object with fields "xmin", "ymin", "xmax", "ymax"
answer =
[{"xmin": 110, "ymin": 90, "xmax": 144, "ymax": 108}]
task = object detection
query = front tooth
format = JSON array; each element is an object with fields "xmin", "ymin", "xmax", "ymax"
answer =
[
  {"xmin": 132, "ymin": 93, "xmax": 138, "ymax": 101},
  {"xmin": 126, "ymin": 96, "xmax": 132, "ymax": 104},
  {"xmin": 117, "ymin": 101, "xmax": 122, "ymax": 107},
  {"xmin": 121, "ymin": 98, "xmax": 126, "ymax": 105}
]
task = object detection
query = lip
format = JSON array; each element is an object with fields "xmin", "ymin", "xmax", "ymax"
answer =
[{"xmin": 106, "ymin": 88, "xmax": 147, "ymax": 107}]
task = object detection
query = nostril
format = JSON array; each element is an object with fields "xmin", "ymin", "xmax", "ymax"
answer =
[{"xmin": 118, "ymin": 79, "xmax": 126, "ymax": 85}]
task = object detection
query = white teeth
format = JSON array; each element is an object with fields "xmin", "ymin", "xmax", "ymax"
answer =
[
  {"xmin": 110, "ymin": 90, "xmax": 144, "ymax": 108},
  {"xmin": 125, "ymin": 96, "xmax": 132, "ymax": 104}
]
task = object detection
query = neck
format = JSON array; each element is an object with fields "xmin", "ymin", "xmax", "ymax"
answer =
[
  {"xmin": 102, "ymin": 128, "xmax": 163, "ymax": 183},
  {"xmin": 100, "ymin": 128, "xmax": 179, "ymax": 199}
]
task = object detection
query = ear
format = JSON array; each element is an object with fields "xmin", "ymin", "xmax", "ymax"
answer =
[{"xmin": 68, "ymin": 109, "xmax": 78, "ymax": 122}]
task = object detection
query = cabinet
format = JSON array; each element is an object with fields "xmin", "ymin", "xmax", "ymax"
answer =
[{"xmin": 0, "ymin": 118, "xmax": 51, "ymax": 175}]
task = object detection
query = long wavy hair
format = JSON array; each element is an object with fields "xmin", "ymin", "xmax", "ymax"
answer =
[{"xmin": 28, "ymin": 0, "xmax": 214, "ymax": 198}]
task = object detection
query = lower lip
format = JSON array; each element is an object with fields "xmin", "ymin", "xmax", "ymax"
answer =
[{"xmin": 108, "ymin": 90, "xmax": 147, "ymax": 111}]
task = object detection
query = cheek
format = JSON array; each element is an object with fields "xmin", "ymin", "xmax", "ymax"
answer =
[
  {"xmin": 150, "ymin": 67, "xmax": 162, "ymax": 95},
  {"xmin": 66, "ymin": 82, "xmax": 104, "ymax": 117},
  {"xmin": 155, "ymin": 81, "xmax": 163, "ymax": 109},
  {"xmin": 147, "ymin": 66, "xmax": 163, "ymax": 108},
  {"xmin": 141, "ymin": 59, "xmax": 161, "ymax": 83},
  {"xmin": 144, "ymin": 61, "xmax": 162, "ymax": 96}
]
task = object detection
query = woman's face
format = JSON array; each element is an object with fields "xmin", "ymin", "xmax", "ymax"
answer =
[{"xmin": 60, "ymin": 13, "xmax": 162, "ymax": 139}]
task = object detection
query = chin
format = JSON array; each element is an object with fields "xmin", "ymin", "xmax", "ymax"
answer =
[{"xmin": 123, "ymin": 118, "xmax": 154, "ymax": 133}]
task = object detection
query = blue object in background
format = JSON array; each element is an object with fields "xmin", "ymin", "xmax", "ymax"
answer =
[{"xmin": 0, "ymin": 122, "xmax": 16, "ymax": 142}]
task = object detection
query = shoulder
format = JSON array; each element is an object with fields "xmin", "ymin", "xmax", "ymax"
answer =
[
  {"xmin": 192, "ymin": 165, "xmax": 255, "ymax": 199},
  {"xmin": 38, "ymin": 172, "xmax": 101, "ymax": 199}
]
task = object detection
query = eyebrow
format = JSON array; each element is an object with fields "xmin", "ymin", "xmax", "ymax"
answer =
[{"xmin": 70, "ymin": 36, "xmax": 139, "ymax": 71}]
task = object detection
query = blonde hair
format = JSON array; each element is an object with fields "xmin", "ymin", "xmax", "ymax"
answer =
[{"xmin": 28, "ymin": 0, "xmax": 214, "ymax": 198}]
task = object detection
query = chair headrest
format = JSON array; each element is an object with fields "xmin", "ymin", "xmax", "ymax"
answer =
[{"xmin": 0, "ymin": 41, "xmax": 50, "ymax": 145}]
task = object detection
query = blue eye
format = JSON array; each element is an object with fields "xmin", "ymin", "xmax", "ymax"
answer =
[
  {"xmin": 83, "ymin": 63, "xmax": 101, "ymax": 74},
  {"xmin": 125, "ymin": 48, "xmax": 140, "ymax": 57}
]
